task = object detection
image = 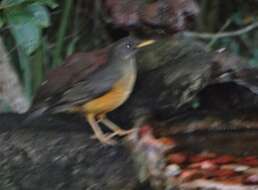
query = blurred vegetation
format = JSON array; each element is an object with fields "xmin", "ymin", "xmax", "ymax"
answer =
[
  {"xmin": 194, "ymin": 0, "xmax": 258, "ymax": 65},
  {"xmin": 0, "ymin": 0, "xmax": 258, "ymax": 111},
  {"xmin": 0, "ymin": 0, "xmax": 57, "ymax": 100}
]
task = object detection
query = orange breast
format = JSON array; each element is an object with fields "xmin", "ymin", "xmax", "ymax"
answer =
[{"xmin": 83, "ymin": 70, "xmax": 136, "ymax": 115}]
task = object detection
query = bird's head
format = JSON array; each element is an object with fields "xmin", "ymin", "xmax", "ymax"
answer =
[{"xmin": 110, "ymin": 36, "xmax": 156, "ymax": 61}]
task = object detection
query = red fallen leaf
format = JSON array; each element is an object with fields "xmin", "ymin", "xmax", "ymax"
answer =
[
  {"xmin": 203, "ymin": 168, "xmax": 236, "ymax": 179},
  {"xmin": 202, "ymin": 168, "xmax": 219, "ymax": 179},
  {"xmin": 190, "ymin": 155, "xmax": 209, "ymax": 163},
  {"xmin": 213, "ymin": 169, "xmax": 237, "ymax": 178},
  {"xmin": 168, "ymin": 153, "xmax": 187, "ymax": 164},
  {"xmin": 221, "ymin": 164, "xmax": 249, "ymax": 172},
  {"xmin": 245, "ymin": 156, "xmax": 257, "ymax": 160},
  {"xmin": 200, "ymin": 160, "xmax": 218, "ymax": 170},
  {"xmin": 138, "ymin": 125, "xmax": 152, "ymax": 137},
  {"xmin": 188, "ymin": 162, "xmax": 202, "ymax": 169},
  {"xmin": 243, "ymin": 160, "xmax": 258, "ymax": 167},
  {"xmin": 189, "ymin": 153, "xmax": 216, "ymax": 163},
  {"xmin": 239, "ymin": 157, "xmax": 258, "ymax": 167},
  {"xmin": 217, "ymin": 176, "xmax": 243, "ymax": 184},
  {"xmin": 188, "ymin": 161, "xmax": 218, "ymax": 170},
  {"xmin": 158, "ymin": 137, "xmax": 176, "ymax": 146},
  {"xmin": 244, "ymin": 156, "xmax": 257, "ymax": 160},
  {"xmin": 213, "ymin": 155, "xmax": 235, "ymax": 165},
  {"xmin": 242, "ymin": 174, "xmax": 258, "ymax": 185},
  {"xmin": 179, "ymin": 169, "xmax": 203, "ymax": 182}
]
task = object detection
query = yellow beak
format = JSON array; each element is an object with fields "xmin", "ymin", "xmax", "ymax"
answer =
[{"xmin": 137, "ymin": 39, "xmax": 156, "ymax": 48}]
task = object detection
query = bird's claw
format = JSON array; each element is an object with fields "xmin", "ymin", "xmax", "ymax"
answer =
[
  {"xmin": 114, "ymin": 129, "xmax": 134, "ymax": 136},
  {"xmin": 100, "ymin": 129, "xmax": 135, "ymax": 145},
  {"xmin": 91, "ymin": 133, "xmax": 117, "ymax": 145}
]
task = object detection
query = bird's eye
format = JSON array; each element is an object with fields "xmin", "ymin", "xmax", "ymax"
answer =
[{"xmin": 126, "ymin": 43, "xmax": 132, "ymax": 49}]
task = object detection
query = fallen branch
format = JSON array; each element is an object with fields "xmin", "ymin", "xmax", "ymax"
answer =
[{"xmin": 183, "ymin": 22, "xmax": 258, "ymax": 39}]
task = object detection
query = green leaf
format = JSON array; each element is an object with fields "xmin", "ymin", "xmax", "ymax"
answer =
[
  {"xmin": 1, "ymin": 0, "xmax": 58, "ymax": 9},
  {"xmin": 31, "ymin": 42, "xmax": 45, "ymax": 95},
  {"xmin": 36, "ymin": 0, "xmax": 58, "ymax": 9},
  {"xmin": 1, "ymin": 0, "xmax": 26, "ymax": 7},
  {"xmin": 0, "ymin": 16, "xmax": 4, "ymax": 28},
  {"xmin": 5, "ymin": 7, "xmax": 41, "ymax": 55},
  {"xmin": 26, "ymin": 3, "xmax": 50, "ymax": 27},
  {"xmin": 17, "ymin": 46, "xmax": 32, "ymax": 99},
  {"xmin": 66, "ymin": 36, "xmax": 79, "ymax": 56}
]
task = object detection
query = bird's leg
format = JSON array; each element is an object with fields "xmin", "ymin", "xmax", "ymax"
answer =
[
  {"xmin": 99, "ymin": 115, "xmax": 133, "ymax": 136},
  {"xmin": 86, "ymin": 114, "xmax": 116, "ymax": 145},
  {"xmin": 96, "ymin": 114, "xmax": 105, "ymax": 123}
]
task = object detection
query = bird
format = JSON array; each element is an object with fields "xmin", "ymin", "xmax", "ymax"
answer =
[{"xmin": 28, "ymin": 36, "xmax": 155, "ymax": 144}]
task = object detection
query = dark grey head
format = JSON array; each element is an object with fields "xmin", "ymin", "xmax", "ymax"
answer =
[
  {"xmin": 110, "ymin": 36, "xmax": 156, "ymax": 61},
  {"xmin": 111, "ymin": 36, "xmax": 140, "ymax": 60}
]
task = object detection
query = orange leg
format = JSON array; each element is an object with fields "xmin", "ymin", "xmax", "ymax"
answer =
[{"xmin": 86, "ymin": 114, "xmax": 116, "ymax": 145}]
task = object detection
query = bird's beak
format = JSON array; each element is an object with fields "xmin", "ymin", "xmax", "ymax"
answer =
[{"xmin": 136, "ymin": 39, "xmax": 156, "ymax": 48}]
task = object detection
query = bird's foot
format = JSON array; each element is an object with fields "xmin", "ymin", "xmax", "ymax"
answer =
[
  {"xmin": 91, "ymin": 133, "xmax": 117, "ymax": 145},
  {"xmin": 100, "ymin": 117, "xmax": 134, "ymax": 136},
  {"xmin": 112, "ymin": 128, "xmax": 134, "ymax": 136},
  {"xmin": 87, "ymin": 114, "xmax": 133, "ymax": 145}
]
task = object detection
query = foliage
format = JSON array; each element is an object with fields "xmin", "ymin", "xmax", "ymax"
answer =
[
  {"xmin": 1, "ymin": 0, "xmax": 57, "ymax": 54},
  {"xmin": 196, "ymin": 0, "xmax": 258, "ymax": 66},
  {"xmin": 0, "ymin": 0, "xmax": 57, "ymax": 100}
]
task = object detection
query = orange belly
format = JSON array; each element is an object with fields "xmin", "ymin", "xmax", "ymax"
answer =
[{"xmin": 83, "ymin": 72, "xmax": 136, "ymax": 115}]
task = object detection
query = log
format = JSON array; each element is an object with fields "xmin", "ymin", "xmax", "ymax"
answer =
[{"xmin": 0, "ymin": 113, "xmax": 141, "ymax": 190}]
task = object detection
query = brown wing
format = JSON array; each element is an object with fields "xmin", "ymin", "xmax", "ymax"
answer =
[
  {"xmin": 30, "ymin": 47, "xmax": 116, "ymax": 113},
  {"xmin": 49, "ymin": 64, "xmax": 123, "ymax": 112}
]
